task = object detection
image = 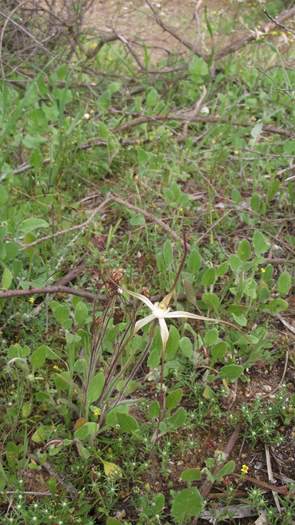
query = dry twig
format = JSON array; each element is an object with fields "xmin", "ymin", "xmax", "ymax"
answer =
[
  {"xmin": 145, "ymin": 0, "xmax": 205, "ymax": 59},
  {"xmin": 0, "ymin": 285, "xmax": 96, "ymax": 302},
  {"xmin": 265, "ymin": 444, "xmax": 282, "ymax": 514},
  {"xmin": 23, "ymin": 196, "xmax": 112, "ymax": 249}
]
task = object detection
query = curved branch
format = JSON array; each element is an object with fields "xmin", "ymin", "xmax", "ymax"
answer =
[{"xmin": 0, "ymin": 286, "xmax": 96, "ymax": 302}]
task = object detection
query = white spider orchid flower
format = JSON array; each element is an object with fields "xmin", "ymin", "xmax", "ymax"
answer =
[{"xmin": 122, "ymin": 289, "xmax": 219, "ymax": 350}]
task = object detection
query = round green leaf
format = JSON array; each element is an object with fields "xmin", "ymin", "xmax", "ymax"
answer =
[
  {"xmin": 277, "ymin": 271, "xmax": 292, "ymax": 296},
  {"xmin": 171, "ymin": 488, "xmax": 203, "ymax": 523},
  {"xmin": 219, "ymin": 364, "xmax": 243, "ymax": 381}
]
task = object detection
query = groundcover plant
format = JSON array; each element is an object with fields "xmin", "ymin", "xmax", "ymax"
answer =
[{"xmin": 0, "ymin": 1, "xmax": 294, "ymax": 524}]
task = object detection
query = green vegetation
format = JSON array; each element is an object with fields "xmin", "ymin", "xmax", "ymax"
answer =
[{"xmin": 0, "ymin": 1, "xmax": 294, "ymax": 523}]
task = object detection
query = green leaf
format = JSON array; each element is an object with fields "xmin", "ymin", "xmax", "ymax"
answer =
[
  {"xmin": 162, "ymin": 239, "xmax": 173, "ymax": 268},
  {"xmin": 102, "ymin": 460, "xmax": 122, "ymax": 479},
  {"xmin": 166, "ymin": 407, "xmax": 187, "ymax": 430},
  {"xmin": 22, "ymin": 134, "xmax": 46, "ymax": 149},
  {"xmin": 264, "ymin": 298, "xmax": 288, "ymax": 314},
  {"xmin": 74, "ymin": 422, "xmax": 97, "ymax": 441},
  {"xmin": 171, "ymin": 488, "xmax": 203, "ymax": 524},
  {"xmin": 31, "ymin": 346, "xmax": 47, "ymax": 370},
  {"xmin": 202, "ymin": 292, "xmax": 220, "ymax": 312},
  {"xmin": 129, "ymin": 213, "xmax": 145, "ymax": 226},
  {"xmin": 216, "ymin": 262, "xmax": 229, "ymax": 277},
  {"xmin": 7, "ymin": 344, "xmax": 30, "ymax": 359},
  {"xmin": 180, "ymin": 468, "xmax": 201, "ymax": 482},
  {"xmin": 243, "ymin": 278, "xmax": 257, "ymax": 299},
  {"xmin": 203, "ymin": 385, "xmax": 215, "ymax": 400},
  {"xmin": 148, "ymin": 332, "xmax": 161, "ymax": 368},
  {"xmin": 117, "ymin": 413, "xmax": 139, "ymax": 433},
  {"xmin": 251, "ymin": 193, "xmax": 265, "ymax": 214},
  {"xmin": 152, "ymin": 493, "xmax": 165, "ymax": 514},
  {"xmin": 87, "ymin": 371, "xmax": 105, "ymax": 405},
  {"xmin": 229, "ymin": 254, "xmax": 242, "ymax": 273},
  {"xmin": 50, "ymin": 301, "xmax": 72, "ymax": 330},
  {"xmin": 231, "ymin": 313, "xmax": 247, "ymax": 327},
  {"xmin": 106, "ymin": 519, "xmax": 122, "ymax": 525},
  {"xmin": 219, "ymin": 364, "xmax": 243, "ymax": 381},
  {"xmin": 105, "ymin": 405, "xmax": 128, "ymax": 427},
  {"xmin": 149, "ymin": 400, "xmax": 160, "ymax": 419},
  {"xmin": 22, "ymin": 401, "xmax": 32, "ymax": 418},
  {"xmin": 231, "ymin": 188, "xmax": 241, "ymax": 204},
  {"xmin": 0, "ymin": 186, "xmax": 8, "ymax": 205},
  {"xmin": 277, "ymin": 271, "xmax": 292, "ymax": 296},
  {"xmin": 75, "ymin": 301, "xmax": 89, "ymax": 325},
  {"xmin": 216, "ymin": 460, "xmax": 235, "ymax": 481},
  {"xmin": 201, "ymin": 268, "xmax": 216, "ymax": 287},
  {"xmin": 187, "ymin": 248, "xmax": 201, "ymax": 274},
  {"xmin": 166, "ymin": 388, "xmax": 183, "ymax": 411},
  {"xmin": 0, "ymin": 464, "xmax": 7, "ymax": 491},
  {"xmin": 20, "ymin": 217, "xmax": 49, "ymax": 234},
  {"xmin": 211, "ymin": 342, "xmax": 229, "ymax": 365},
  {"xmin": 179, "ymin": 337, "xmax": 193, "ymax": 359},
  {"xmin": 253, "ymin": 231, "xmax": 270, "ymax": 256},
  {"xmin": 32, "ymin": 424, "xmax": 49, "ymax": 444},
  {"xmin": 237, "ymin": 239, "xmax": 251, "ymax": 261},
  {"xmin": 1, "ymin": 267, "xmax": 12, "ymax": 289},
  {"xmin": 53, "ymin": 371, "xmax": 73, "ymax": 392},
  {"xmin": 166, "ymin": 325, "xmax": 180, "ymax": 360},
  {"xmin": 189, "ymin": 57, "xmax": 209, "ymax": 82},
  {"xmin": 204, "ymin": 328, "xmax": 219, "ymax": 347},
  {"xmin": 146, "ymin": 87, "xmax": 159, "ymax": 109}
]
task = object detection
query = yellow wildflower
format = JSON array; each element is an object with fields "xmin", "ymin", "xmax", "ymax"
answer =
[
  {"xmin": 91, "ymin": 406, "xmax": 101, "ymax": 418},
  {"xmin": 28, "ymin": 296, "xmax": 35, "ymax": 304},
  {"xmin": 260, "ymin": 268, "xmax": 266, "ymax": 273},
  {"xmin": 241, "ymin": 464, "xmax": 249, "ymax": 475}
]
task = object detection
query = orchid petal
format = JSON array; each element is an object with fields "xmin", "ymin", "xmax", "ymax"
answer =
[
  {"xmin": 134, "ymin": 313, "xmax": 156, "ymax": 333},
  {"xmin": 124, "ymin": 289, "xmax": 154, "ymax": 311},
  {"xmin": 165, "ymin": 311, "xmax": 217, "ymax": 322},
  {"xmin": 159, "ymin": 318, "xmax": 169, "ymax": 349}
]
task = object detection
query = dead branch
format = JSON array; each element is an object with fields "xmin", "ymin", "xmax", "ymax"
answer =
[
  {"xmin": 23, "ymin": 195, "xmax": 112, "ymax": 249},
  {"xmin": 54, "ymin": 260, "xmax": 86, "ymax": 287},
  {"xmin": 111, "ymin": 193, "xmax": 182, "ymax": 244},
  {"xmin": 0, "ymin": 286, "xmax": 96, "ymax": 302},
  {"xmin": 30, "ymin": 454, "xmax": 78, "ymax": 499},
  {"xmin": 215, "ymin": 6, "xmax": 295, "ymax": 60},
  {"xmin": 177, "ymin": 85, "xmax": 207, "ymax": 142},
  {"xmin": 84, "ymin": 31, "xmax": 119, "ymax": 59},
  {"xmin": 114, "ymin": 31, "xmax": 145, "ymax": 71},
  {"xmin": 265, "ymin": 444, "xmax": 282, "ymax": 513},
  {"xmin": 233, "ymin": 473, "xmax": 289, "ymax": 495},
  {"xmin": 145, "ymin": 0, "xmax": 205, "ymax": 59},
  {"xmin": 264, "ymin": 9, "xmax": 295, "ymax": 37},
  {"xmin": 114, "ymin": 112, "xmax": 294, "ymax": 138},
  {"xmin": 145, "ymin": 1, "xmax": 295, "ymax": 65}
]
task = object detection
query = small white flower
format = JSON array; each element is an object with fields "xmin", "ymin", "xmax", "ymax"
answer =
[
  {"xmin": 200, "ymin": 106, "xmax": 210, "ymax": 115},
  {"xmin": 123, "ymin": 289, "xmax": 220, "ymax": 349}
]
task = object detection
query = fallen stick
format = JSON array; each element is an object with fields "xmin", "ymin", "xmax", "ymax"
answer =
[
  {"xmin": 30, "ymin": 455, "xmax": 77, "ymax": 499},
  {"xmin": 232, "ymin": 473, "xmax": 289, "ymax": 495},
  {"xmin": 0, "ymin": 285, "xmax": 96, "ymax": 302},
  {"xmin": 111, "ymin": 193, "xmax": 183, "ymax": 244}
]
